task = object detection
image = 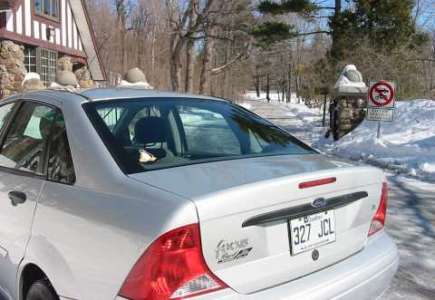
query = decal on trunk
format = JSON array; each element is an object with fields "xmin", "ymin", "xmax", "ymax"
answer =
[{"xmin": 215, "ymin": 239, "xmax": 253, "ymax": 264}]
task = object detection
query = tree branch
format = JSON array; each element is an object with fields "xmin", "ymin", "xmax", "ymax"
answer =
[
  {"xmin": 297, "ymin": 30, "xmax": 331, "ymax": 36},
  {"xmin": 210, "ymin": 43, "xmax": 252, "ymax": 75},
  {"xmin": 317, "ymin": 6, "xmax": 336, "ymax": 10},
  {"xmin": 406, "ymin": 58, "xmax": 435, "ymax": 62}
]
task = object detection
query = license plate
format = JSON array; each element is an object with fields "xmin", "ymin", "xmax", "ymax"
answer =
[{"xmin": 289, "ymin": 210, "xmax": 336, "ymax": 255}]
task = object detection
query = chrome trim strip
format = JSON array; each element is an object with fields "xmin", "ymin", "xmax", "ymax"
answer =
[{"xmin": 242, "ymin": 191, "xmax": 368, "ymax": 228}]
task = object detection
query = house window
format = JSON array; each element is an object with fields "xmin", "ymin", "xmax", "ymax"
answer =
[
  {"xmin": 35, "ymin": 0, "xmax": 59, "ymax": 20},
  {"xmin": 24, "ymin": 47, "xmax": 37, "ymax": 73},
  {"xmin": 40, "ymin": 49, "xmax": 57, "ymax": 84}
]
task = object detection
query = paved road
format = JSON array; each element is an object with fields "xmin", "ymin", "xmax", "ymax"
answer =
[
  {"xmin": 385, "ymin": 177, "xmax": 435, "ymax": 299},
  {"xmin": 246, "ymin": 99, "xmax": 435, "ymax": 300}
]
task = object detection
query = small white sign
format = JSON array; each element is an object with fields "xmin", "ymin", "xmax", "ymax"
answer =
[{"xmin": 367, "ymin": 108, "xmax": 394, "ymax": 122}]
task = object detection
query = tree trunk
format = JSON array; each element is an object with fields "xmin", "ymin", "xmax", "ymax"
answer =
[
  {"xmin": 255, "ymin": 72, "xmax": 260, "ymax": 98},
  {"xmin": 281, "ymin": 82, "xmax": 286, "ymax": 102},
  {"xmin": 116, "ymin": 0, "xmax": 127, "ymax": 72},
  {"xmin": 335, "ymin": 0, "xmax": 341, "ymax": 14},
  {"xmin": 169, "ymin": 32, "xmax": 184, "ymax": 91},
  {"xmin": 210, "ymin": 52, "xmax": 217, "ymax": 96},
  {"xmin": 151, "ymin": 24, "xmax": 157, "ymax": 79},
  {"xmin": 199, "ymin": 33, "xmax": 210, "ymax": 94},
  {"xmin": 331, "ymin": 0, "xmax": 342, "ymax": 59},
  {"xmin": 431, "ymin": 41, "xmax": 435, "ymax": 91},
  {"xmin": 170, "ymin": 57, "xmax": 181, "ymax": 91},
  {"xmin": 169, "ymin": 51, "xmax": 180, "ymax": 91},
  {"xmin": 287, "ymin": 62, "xmax": 292, "ymax": 103},
  {"xmin": 184, "ymin": 40, "xmax": 193, "ymax": 93},
  {"xmin": 266, "ymin": 73, "xmax": 270, "ymax": 102},
  {"xmin": 296, "ymin": 75, "xmax": 301, "ymax": 103}
]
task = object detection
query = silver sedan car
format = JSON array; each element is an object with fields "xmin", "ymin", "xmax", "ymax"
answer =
[{"xmin": 0, "ymin": 88, "xmax": 398, "ymax": 300}]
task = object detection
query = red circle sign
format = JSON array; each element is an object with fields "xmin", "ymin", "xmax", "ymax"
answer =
[{"xmin": 369, "ymin": 81, "xmax": 395, "ymax": 107}]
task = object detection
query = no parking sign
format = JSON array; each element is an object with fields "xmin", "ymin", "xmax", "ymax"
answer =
[{"xmin": 367, "ymin": 81, "xmax": 396, "ymax": 122}]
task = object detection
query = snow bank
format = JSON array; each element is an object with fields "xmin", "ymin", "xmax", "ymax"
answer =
[
  {"xmin": 318, "ymin": 100, "xmax": 435, "ymax": 181},
  {"xmin": 243, "ymin": 92, "xmax": 435, "ymax": 181}
]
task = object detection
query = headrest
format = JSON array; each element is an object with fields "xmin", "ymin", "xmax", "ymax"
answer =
[{"xmin": 134, "ymin": 117, "xmax": 166, "ymax": 144}]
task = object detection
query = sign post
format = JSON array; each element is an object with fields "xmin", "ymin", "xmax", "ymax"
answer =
[
  {"xmin": 322, "ymin": 93, "xmax": 327, "ymax": 126},
  {"xmin": 367, "ymin": 81, "xmax": 396, "ymax": 138}
]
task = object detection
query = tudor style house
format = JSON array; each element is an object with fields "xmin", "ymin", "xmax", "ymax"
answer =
[{"xmin": 0, "ymin": 0, "xmax": 104, "ymax": 84}]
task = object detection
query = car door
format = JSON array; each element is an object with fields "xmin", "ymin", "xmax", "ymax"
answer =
[{"xmin": 0, "ymin": 100, "xmax": 57, "ymax": 299}]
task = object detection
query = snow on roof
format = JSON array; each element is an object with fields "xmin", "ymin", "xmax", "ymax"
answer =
[{"xmin": 119, "ymin": 80, "xmax": 153, "ymax": 89}]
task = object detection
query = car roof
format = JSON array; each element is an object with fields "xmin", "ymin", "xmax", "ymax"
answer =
[
  {"xmin": 79, "ymin": 88, "xmax": 227, "ymax": 102},
  {"xmin": 2, "ymin": 88, "xmax": 228, "ymax": 105}
]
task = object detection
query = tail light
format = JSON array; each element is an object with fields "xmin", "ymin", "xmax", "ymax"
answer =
[
  {"xmin": 119, "ymin": 224, "xmax": 227, "ymax": 300},
  {"xmin": 368, "ymin": 182, "xmax": 388, "ymax": 236}
]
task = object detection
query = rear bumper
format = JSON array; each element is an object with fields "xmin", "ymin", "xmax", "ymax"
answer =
[{"xmin": 197, "ymin": 231, "xmax": 399, "ymax": 300}]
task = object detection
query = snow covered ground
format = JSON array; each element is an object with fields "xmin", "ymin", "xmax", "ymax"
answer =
[
  {"xmin": 317, "ymin": 100, "xmax": 435, "ymax": 182},
  {"xmin": 242, "ymin": 92, "xmax": 326, "ymax": 146},
  {"xmin": 243, "ymin": 92, "xmax": 435, "ymax": 183},
  {"xmin": 243, "ymin": 93, "xmax": 435, "ymax": 300}
]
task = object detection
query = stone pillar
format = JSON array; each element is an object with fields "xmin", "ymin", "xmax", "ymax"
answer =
[
  {"xmin": 336, "ymin": 97, "xmax": 367, "ymax": 139},
  {"xmin": 332, "ymin": 65, "xmax": 368, "ymax": 139}
]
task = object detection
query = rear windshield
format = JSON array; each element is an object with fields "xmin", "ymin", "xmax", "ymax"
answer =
[{"xmin": 83, "ymin": 98, "xmax": 314, "ymax": 173}]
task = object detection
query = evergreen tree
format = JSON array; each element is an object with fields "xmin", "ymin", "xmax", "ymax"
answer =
[
  {"xmin": 255, "ymin": 0, "xmax": 427, "ymax": 53},
  {"xmin": 253, "ymin": 0, "xmax": 320, "ymax": 48},
  {"xmin": 330, "ymin": 0, "xmax": 428, "ymax": 58},
  {"xmin": 254, "ymin": 0, "xmax": 429, "ymax": 99}
]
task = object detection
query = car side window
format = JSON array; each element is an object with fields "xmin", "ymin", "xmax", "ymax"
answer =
[
  {"xmin": 0, "ymin": 103, "xmax": 16, "ymax": 133},
  {"xmin": 0, "ymin": 102, "xmax": 56, "ymax": 174},
  {"xmin": 97, "ymin": 106, "xmax": 125, "ymax": 132},
  {"xmin": 46, "ymin": 112, "xmax": 76, "ymax": 184}
]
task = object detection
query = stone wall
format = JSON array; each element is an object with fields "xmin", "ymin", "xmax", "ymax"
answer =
[
  {"xmin": 0, "ymin": 40, "xmax": 26, "ymax": 98},
  {"xmin": 0, "ymin": 42, "xmax": 96, "ymax": 95}
]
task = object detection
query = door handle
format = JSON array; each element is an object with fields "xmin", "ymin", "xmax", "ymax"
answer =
[{"xmin": 8, "ymin": 191, "xmax": 27, "ymax": 206}]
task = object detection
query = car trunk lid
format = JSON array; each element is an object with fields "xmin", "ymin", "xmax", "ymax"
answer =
[{"xmin": 130, "ymin": 155, "xmax": 384, "ymax": 294}]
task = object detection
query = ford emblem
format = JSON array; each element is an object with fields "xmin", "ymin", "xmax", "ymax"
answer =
[{"xmin": 312, "ymin": 198, "xmax": 327, "ymax": 209}]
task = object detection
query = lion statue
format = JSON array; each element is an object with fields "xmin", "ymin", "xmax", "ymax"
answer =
[
  {"xmin": 57, "ymin": 56, "xmax": 73, "ymax": 72},
  {"xmin": 22, "ymin": 72, "xmax": 45, "ymax": 91},
  {"xmin": 75, "ymin": 66, "xmax": 94, "ymax": 88},
  {"xmin": 119, "ymin": 68, "xmax": 153, "ymax": 89}
]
